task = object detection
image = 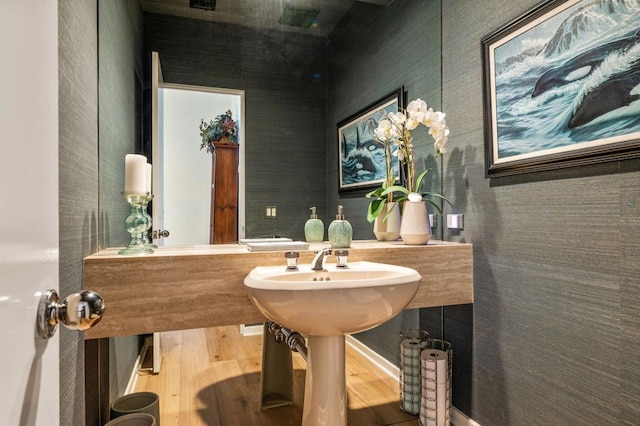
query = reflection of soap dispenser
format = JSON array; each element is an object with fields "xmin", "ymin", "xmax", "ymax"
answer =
[
  {"xmin": 304, "ymin": 207, "xmax": 324, "ymax": 243},
  {"xmin": 328, "ymin": 205, "xmax": 352, "ymax": 248}
]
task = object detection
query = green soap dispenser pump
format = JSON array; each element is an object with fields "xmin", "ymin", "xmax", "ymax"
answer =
[
  {"xmin": 328, "ymin": 205, "xmax": 352, "ymax": 248},
  {"xmin": 304, "ymin": 207, "xmax": 324, "ymax": 243}
]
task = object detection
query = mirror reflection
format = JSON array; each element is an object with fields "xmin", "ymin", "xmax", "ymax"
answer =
[
  {"xmin": 97, "ymin": 0, "xmax": 443, "ymax": 418},
  {"xmin": 157, "ymin": 85, "xmax": 244, "ymax": 246},
  {"xmin": 99, "ymin": 0, "xmax": 443, "ymax": 248}
]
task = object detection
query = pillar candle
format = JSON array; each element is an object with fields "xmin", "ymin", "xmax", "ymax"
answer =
[
  {"xmin": 146, "ymin": 163, "xmax": 152, "ymax": 193},
  {"xmin": 124, "ymin": 154, "xmax": 147, "ymax": 194}
]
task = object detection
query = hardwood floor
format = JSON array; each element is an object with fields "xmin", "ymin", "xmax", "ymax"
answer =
[{"xmin": 134, "ymin": 326, "xmax": 419, "ymax": 425}]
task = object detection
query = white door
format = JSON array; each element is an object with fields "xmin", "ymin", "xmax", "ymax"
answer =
[
  {"xmin": 151, "ymin": 51, "xmax": 165, "ymax": 245},
  {"xmin": 0, "ymin": 1, "xmax": 60, "ymax": 425}
]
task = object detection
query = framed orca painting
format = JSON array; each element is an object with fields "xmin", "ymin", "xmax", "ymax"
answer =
[
  {"xmin": 337, "ymin": 88, "xmax": 403, "ymax": 191},
  {"xmin": 482, "ymin": 0, "xmax": 640, "ymax": 177}
]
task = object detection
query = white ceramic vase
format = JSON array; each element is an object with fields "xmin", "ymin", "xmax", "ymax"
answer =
[
  {"xmin": 400, "ymin": 200, "xmax": 431, "ymax": 245},
  {"xmin": 373, "ymin": 201, "xmax": 401, "ymax": 241}
]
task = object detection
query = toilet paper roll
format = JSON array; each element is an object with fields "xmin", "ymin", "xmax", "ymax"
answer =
[
  {"xmin": 401, "ymin": 338, "xmax": 427, "ymax": 359},
  {"xmin": 421, "ymin": 349, "xmax": 448, "ymax": 383},
  {"xmin": 421, "ymin": 349, "xmax": 448, "ymax": 426}
]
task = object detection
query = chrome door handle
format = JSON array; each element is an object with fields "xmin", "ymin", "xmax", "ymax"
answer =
[
  {"xmin": 37, "ymin": 289, "xmax": 105, "ymax": 339},
  {"xmin": 151, "ymin": 229, "xmax": 170, "ymax": 239}
]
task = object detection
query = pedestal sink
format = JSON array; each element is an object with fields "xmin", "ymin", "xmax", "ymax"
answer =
[{"xmin": 244, "ymin": 261, "xmax": 421, "ymax": 426}]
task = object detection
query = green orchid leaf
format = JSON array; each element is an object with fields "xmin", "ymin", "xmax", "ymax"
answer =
[
  {"xmin": 382, "ymin": 202, "xmax": 398, "ymax": 222},
  {"xmin": 381, "ymin": 185, "xmax": 409, "ymax": 197},
  {"xmin": 414, "ymin": 168, "xmax": 431, "ymax": 193},
  {"xmin": 365, "ymin": 187, "xmax": 385, "ymax": 199},
  {"xmin": 367, "ymin": 199, "xmax": 385, "ymax": 223},
  {"xmin": 425, "ymin": 198, "xmax": 443, "ymax": 214},
  {"xmin": 425, "ymin": 192, "xmax": 452, "ymax": 205},
  {"xmin": 422, "ymin": 193, "xmax": 453, "ymax": 214}
]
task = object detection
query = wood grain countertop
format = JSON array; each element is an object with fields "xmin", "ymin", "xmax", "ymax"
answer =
[{"xmin": 83, "ymin": 240, "xmax": 473, "ymax": 339}]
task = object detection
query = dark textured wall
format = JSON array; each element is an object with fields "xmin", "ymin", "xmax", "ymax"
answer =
[
  {"xmin": 58, "ymin": 1, "xmax": 98, "ymax": 424},
  {"xmin": 327, "ymin": 0, "xmax": 443, "ymax": 366},
  {"xmin": 143, "ymin": 13, "xmax": 328, "ymax": 240},
  {"xmin": 99, "ymin": 0, "xmax": 145, "ymax": 249},
  {"xmin": 97, "ymin": 0, "xmax": 145, "ymax": 422},
  {"xmin": 442, "ymin": 0, "xmax": 640, "ymax": 423},
  {"xmin": 328, "ymin": 0, "xmax": 444, "ymax": 239}
]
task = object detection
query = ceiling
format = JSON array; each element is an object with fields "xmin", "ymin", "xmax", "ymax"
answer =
[{"xmin": 140, "ymin": 0, "xmax": 393, "ymax": 37}]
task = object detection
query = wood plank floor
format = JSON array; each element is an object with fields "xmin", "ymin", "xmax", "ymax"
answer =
[{"xmin": 134, "ymin": 326, "xmax": 419, "ymax": 425}]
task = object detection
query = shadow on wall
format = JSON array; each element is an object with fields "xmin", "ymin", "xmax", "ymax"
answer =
[{"xmin": 442, "ymin": 144, "xmax": 509, "ymax": 422}]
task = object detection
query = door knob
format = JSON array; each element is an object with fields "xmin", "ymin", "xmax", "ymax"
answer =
[
  {"xmin": 37, "ymin": 289, "xmax": 105, "ymax": 339},
  {"xmin": 151, "ymin": 229, "xmax": 170, "ymax": 239}
]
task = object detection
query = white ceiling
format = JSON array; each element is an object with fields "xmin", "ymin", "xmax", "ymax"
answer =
[{"xmin": 140, "ymin": 0, "xmax": 392, "ymax": 37}]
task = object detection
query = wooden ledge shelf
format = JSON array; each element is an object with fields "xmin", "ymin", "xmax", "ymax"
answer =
[{"xmin": 83, "ymin": 240, "xmax": 473, "ymax": 339}]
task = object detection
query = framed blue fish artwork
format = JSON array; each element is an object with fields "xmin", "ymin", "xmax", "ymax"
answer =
[
  {"xmin": 482, "ymin": 0, "xmax": 640, "ymax": 177},
  {"xmin": 338, "ymin": 88, "xmax": 403, "ymax": 190}
]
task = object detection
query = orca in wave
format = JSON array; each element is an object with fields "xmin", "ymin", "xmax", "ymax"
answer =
[
  {"xmin": 532, "ymin": 28, "xmax": 640, "ymax": 98},
  {"xmin": 341, "ymin": 127, "xmax": 379, "ymax": 179},
  {"xmin": 568, "ymin": 62, "xmax": 640, "ymax": 128}
]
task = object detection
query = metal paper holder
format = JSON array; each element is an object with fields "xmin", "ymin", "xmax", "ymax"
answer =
[{"xmin": 419, "ymin": 339, "xmax": 453, "ymax": 426}]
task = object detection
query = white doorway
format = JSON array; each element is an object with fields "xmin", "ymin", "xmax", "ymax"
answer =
[{"xmin": 158, "ymin": 85, "xmax": 245, "ymax": 246}]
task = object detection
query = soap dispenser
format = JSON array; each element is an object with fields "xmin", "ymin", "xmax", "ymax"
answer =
[
  {"xmin": 328, "ymin": 205, "xmax": 352, "ymax": 248},
  {"xmin": 304, "ymin": 206, "xmax": 324, "ymax": 243}
]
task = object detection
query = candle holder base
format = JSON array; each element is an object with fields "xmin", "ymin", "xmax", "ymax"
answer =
[
  {"xmin": 118, "ymin": 246, "xmax": 155, "ymax": 256},
  {"xmin": 120, "ymin": 192, "xmax": 154, "ymax": 256}
]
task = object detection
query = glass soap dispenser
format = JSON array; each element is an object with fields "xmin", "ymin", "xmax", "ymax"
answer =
[
  {"xmin": 328, "ymin": 205, "xmax": 352, "ymax": 248},
  {"xmin": 304, "ymin": 206, "xmax": 324, "ymax": 243}
]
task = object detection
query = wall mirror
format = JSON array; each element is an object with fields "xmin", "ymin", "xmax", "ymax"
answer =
[
  {"xmin": 96, "ymin": 0, "xmax": 443, "ymax": 409},
  {"xmin": 99, "ymin": 0, "xmax": 443, "ymax": 246}
]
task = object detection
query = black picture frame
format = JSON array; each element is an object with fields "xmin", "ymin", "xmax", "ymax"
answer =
[
  {"xmin": 337, "ymin": 88, "xmax": 403, "ymax": 191},
  {"xmin": 482, "ymin": 0, "xmax": 640, "ymax": 178}
]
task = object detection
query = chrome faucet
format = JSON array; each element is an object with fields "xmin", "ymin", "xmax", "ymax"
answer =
[{"xmin": 311, "ymin": 248, "xmax": 332, "ymax": 271}]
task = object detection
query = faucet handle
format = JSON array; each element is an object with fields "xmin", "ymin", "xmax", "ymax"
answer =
[
  {"xmin": 285, "ymin": 251, "xmax": 299, "ymax": 271},
  {"xmin": 335, "ymin": 250, "xmax": 349, "ymax": 268}
]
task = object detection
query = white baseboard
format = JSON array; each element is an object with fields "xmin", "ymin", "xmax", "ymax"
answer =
[
  {"xmin": 345, "ymin": 336, "xmax": 480, "ymax": 426},
  {"xmin": 124, "ymin": 340, "xmax": 147, "ymax": 395},
  {"xmin": 239, "ymin": 323, "xmax": 264, "ymax": 336}
]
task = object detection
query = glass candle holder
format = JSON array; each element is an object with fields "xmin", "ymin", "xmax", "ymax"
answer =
[
  {"xmin": 118, "ymin": 192, "xmax": 154, "ymax": 255},
  {"xmin": 140, "ymin": 193, "xmax": 156, "ymax": 249}
]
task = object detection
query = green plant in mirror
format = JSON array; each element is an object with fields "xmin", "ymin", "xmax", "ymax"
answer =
[
  {"xmin": 366, "ymin": 140, "xmax": 398, "ymax": 223},
  {"xmin": 199, "ymin": 109, "xmax": 238, "ymax": 153}
]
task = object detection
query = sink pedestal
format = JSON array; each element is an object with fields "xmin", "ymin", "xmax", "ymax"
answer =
[{"xmin": 303, "ymin": 336, "xmax": 347, "ymax": 426}]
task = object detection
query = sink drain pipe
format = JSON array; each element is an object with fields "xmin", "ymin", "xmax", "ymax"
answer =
[{"xmin": 266, "ymin": 321, "xmax": 308, "ymax": 361}]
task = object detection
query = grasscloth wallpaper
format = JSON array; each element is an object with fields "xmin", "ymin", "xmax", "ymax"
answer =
[
  {"xmin": 58, "ymin": 1, "xmax": 98, "ymax": 424},
  {"xmin": 442, "ymin": 0, "xmax": 640, "ymax": 423},
  {"xmin": 143, "ymin": 13, "xmax": 328, "ymax": 240},
  {"xmin": 59, "ymin": 1, "xmax": 640, "ymax": 424}
]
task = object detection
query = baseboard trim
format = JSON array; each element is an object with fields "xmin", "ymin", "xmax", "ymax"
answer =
[
  {"xmin": 345, "ymin": 336, "xmax": 480, "ymax": 426},
  {"xmin": 239, "ymin": 323, "xmax": 264, "ymax": 336},
  {"xmin": 124, "ymin": 342, "xmax": 145, "ymax": 395}
]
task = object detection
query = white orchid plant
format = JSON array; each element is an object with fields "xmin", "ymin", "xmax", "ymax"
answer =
[{"xmin": 366, "ymin": 98, "xmax": 450, "ymax": 222}]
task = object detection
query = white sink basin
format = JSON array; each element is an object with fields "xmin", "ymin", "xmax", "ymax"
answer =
[
  {"xmin": 244, "ymin": 261, "xmax": 421, "ymax": 426},
  {"xmin": 244, "ymin": 261, "xmax": 421, "ymax": 336}
]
